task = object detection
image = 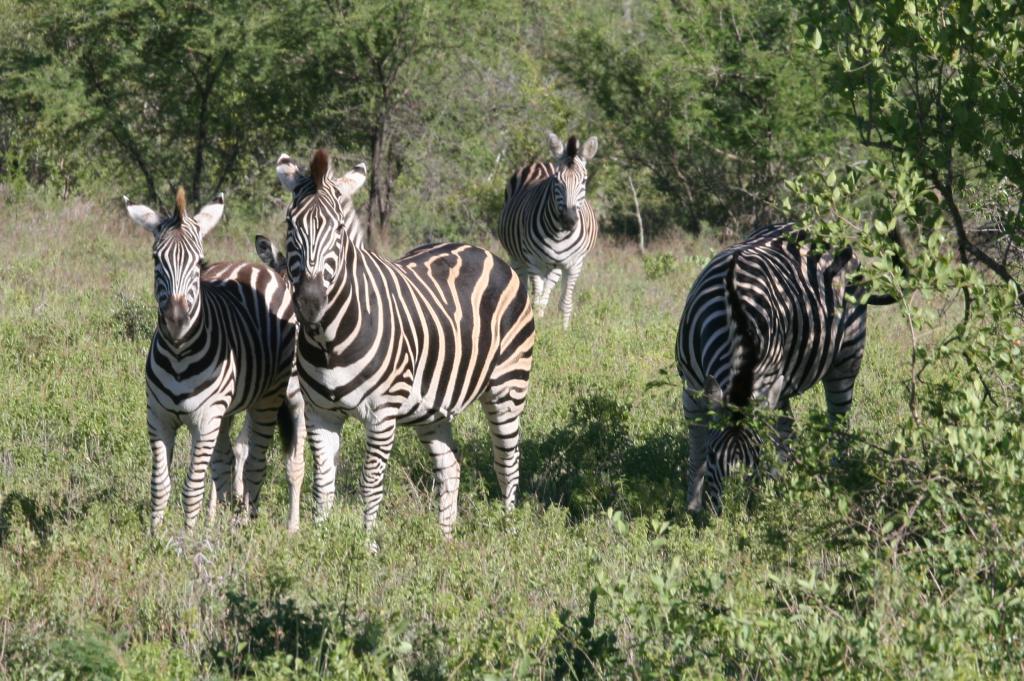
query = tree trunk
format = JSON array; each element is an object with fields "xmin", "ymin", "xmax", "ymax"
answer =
[
  {"xmin": 628, "ymin": 173, "xmax": 646, "ymax": 254},
  {"xmin": 368, "ymin": 120, "xmax": 394, "ymax": 245}
]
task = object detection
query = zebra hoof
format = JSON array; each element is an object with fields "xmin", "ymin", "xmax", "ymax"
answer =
[{"xmin": 367, "ymin": 538, "xmax": 380, "ymax": 555}]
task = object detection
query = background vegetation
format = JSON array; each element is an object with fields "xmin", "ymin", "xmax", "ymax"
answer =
[{"xmin": 1, "ymin": 0, "xmax": 1023, "ymax": 677}]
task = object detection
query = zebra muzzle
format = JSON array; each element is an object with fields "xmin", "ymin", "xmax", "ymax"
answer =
[
  {"xmin": 294, "ymin": 274, "xmax": 328, "ymax": 325},
  {"xmin": 161, "ymin": 295, "xmax": 190, "ymax": 342},
  {"xmin": 561, "ymin": 206, "xmax": 579, "ymax": 228}
]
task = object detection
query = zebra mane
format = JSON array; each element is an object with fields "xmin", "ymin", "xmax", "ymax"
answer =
[
  {"xmin": 565, "ymin": 136, "xmax": 578, "ymax": 159},
  {"xmin": 725, "ymin": 253, "xmax": 756, "ymax": 408},
  {"xmin": 310, "ymin": 149, "xmax": 330, "ymax": 190},
  {"xmin": 174, "ymin": 186, "xmax": 187, "ymax": 221}
]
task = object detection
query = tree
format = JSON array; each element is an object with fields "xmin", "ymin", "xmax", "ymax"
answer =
[
  {"xmin": 557, "ymin": 0, "xmax": 852, "ymax": 235},
  {"xmin": 2, "ymin": 0, "xmax": 312, "ymax": 208},
  {"xmin": 303, "ymin": 0, "xmax": 490, "ymax": 242},
  {"xmin": 802, "ymin": 0, "xmax": 1024, "ymax": 298}
]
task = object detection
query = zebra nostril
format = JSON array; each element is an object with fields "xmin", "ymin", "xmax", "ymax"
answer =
[{"xmin": 562, "ymin": 206, "xmax": 579, "ymax": 227}]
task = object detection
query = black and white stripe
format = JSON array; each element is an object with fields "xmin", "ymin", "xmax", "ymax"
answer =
[
  {"xmin": 676, "ymin": 223, "xmax": 885, "ymax": 513},
  {"xmin": 277, "ymin": 149, "xmax": 535, "ymax": 540},
  {"xmin": 496, "ymin": 132, "xmax": 599, "ymax": 329},
  {"xmin": 126, "ymin": 188, "xmax": 305, "ymax": 532}
]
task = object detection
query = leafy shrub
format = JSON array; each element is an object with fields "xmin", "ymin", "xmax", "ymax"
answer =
[
  {"xmin": 642, "ymin": 252, "xmax": 679, "ymax": 281},
  {"xmin": 111, "ymin": 292, "xmax": 152, "ymax": 343},
  {"xmin": 522, "ymin": 393, "xmax": 683, "ymax": 519}
]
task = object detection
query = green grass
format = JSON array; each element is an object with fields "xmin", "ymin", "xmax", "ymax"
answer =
[{"xmin": 0, "ymin": 196, "xmax": 1004, "ymax": 679}]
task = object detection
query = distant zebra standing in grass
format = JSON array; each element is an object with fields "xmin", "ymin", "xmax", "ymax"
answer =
[
  {"xmin": 676, "ymin": 224, "xmax": 893, "ymax": 514},
  {"xmin": 125, "ymin": 188, "xmax": 305, "ymax": 532},
  {"xmin": 496, "ymin": 132, "xmax": 599, "ymax": 329},
  {"xmin": 276, "ymin": 149, "xmax": 534, "ymax": 541}
]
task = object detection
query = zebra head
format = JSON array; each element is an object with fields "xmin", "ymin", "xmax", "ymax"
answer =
[
  {"xmin": 701, "ymin": 372, "xmax": 786, "ymax": 512},
  {"xmin": 124, "ymin": 187, "xmax": 225, "ymax": 345},
  {"xmin": 276, "ymin": 149, "xmax": 367, "ymax": 325},
  {"xmin": 547, "ymin": 132, "xmax": 598, "ymax": 229}
]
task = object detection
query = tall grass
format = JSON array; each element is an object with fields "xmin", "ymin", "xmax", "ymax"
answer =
[{"xmin": 4, "ymin": 195, "xmax": 997, "ymax": 679}]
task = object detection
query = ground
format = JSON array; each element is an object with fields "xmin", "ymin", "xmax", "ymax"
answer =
[{"xmin": 2, "ymin": 196, "xmax": 985, "ymax": 679}]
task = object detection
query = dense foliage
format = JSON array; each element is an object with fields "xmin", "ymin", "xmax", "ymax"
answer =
[{"xmin": 1, "ymin": 0, "xmax": 853, "ymax": 242}]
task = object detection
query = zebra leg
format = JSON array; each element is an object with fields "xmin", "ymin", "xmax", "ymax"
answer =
[
  {"xmin": 559, "ymin": 265, "xmax": 583, "ymax": 330},
  {"xmin": 823, "ymin": 344, "xmax": 865, "ymax": 457},
  {"xmin": 534, "ymin": 268, "xmax": 562, "ymax": 318},
  {"xmin": 684, "ymin": 389, "xmax": 709, "ymax": 514},
  {"xmin": 706, "ymin": 458, "xmax": 725, "ymax": 516},
  {"xmin": 307, "ymin": 406, "xmax": 347, "ymax": 522},
  {"xmin": 239, "ymin": 404, "xmax": 280, "ymax": 519},
  {"xmin": 147, "ymin": 410, "xmax": 177, "ymax": 533},
  {"xmin": 207, "ymin": 413, "xmax": 235, "ymax": 521},
  {"xmin": 772, "ymin": 400, "xmax": 794, "ymax": 465},
  {"xmin": 284, "ymin": 379, "xmax": 306, "ymax": 533},
  {"xmin": 414, "ymin": 420, "xmax": 462, "ymax": 539},
  {"xmin": 183, "ymin": 413, "xmax": 225, "ymax": 530},
  {"xmin": 480, "ymin": 386, "xmax": 525, "ymax": 511},
  {"xmin": 530, "ymin": 273, "xmax": 546, "ymax": 313},
  {"xmin": 360, "ymin": 416, "xmax": 398, "ymax": 533}
]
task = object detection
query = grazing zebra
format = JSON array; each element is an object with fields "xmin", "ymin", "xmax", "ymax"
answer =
[
  {"xmin": 496, "ymin": 132, "xmax": 599, "ymax": 329},
  {"xmin": 276, "ymin": 149, "xmax": 535, "ymax": 541},
  {"xmin": 125, "ymin": 188, "xmax": 305, "ymax": 532},
  {"xmin": 676, "ymin": 223, "xmax": 889, "ymax": 514}
]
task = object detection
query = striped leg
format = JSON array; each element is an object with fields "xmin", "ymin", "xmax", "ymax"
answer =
[
  {"xmin": 481, "ymin": 386, "xmax": 525, "ymax": 510},
  {"xmin": 307, "ymin": 406, "xmax": 346, "ymax": 522},
  {"xmin": 284, "ymin": 379, "xmax": 306, "ymax": 533},
  {"xmin": 529, "ymin": 274, "xmax": 545, "ymax": 312},
  {"xmin": 534, "ymin": 268, "xmax": 562, "ymax": 318},
  {"xmin": 559, "ymin": 264, "xmax": 583, "ymax": 329},
  {"xmin": 183, "ymin": 413, "xmax": 225, "ymax": 530},
  {"xmin": 414, "ymin": 420, "xmax": 461, "ymax": 539},
  {"xmin": 360, "ymin": 417, "xmax": 397, "ymax": 532},
  {"xmin": 684, "ymin": 388, "xmax": 709, "ymax": 513},
  {"xmin": 207, "ymin": 413, "xmax": 235, "ymax": 521},
  {"xmin": 823, "ymin": 330, "xmax": 866, "ymax": 457},
  {"xmin": 237, "ymin": 404, "xmax": 280, "ymax": 519},
  {"xmin": 773, "ymin": 400, "xmax": 794, "ymax": 464},
  {"xmin": 148, "ymin": 410, "xmax": 177, "ymax": 533}
]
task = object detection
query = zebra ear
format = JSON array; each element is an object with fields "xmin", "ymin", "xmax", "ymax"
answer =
[
  {"xmin": 254, "ymin": 235, "xmax": 285, "ymax": 274},
  {"xmin": 335, "ymin": 162, "xmax": 367, "ymax": 196},
  {"xmin": 193, "ymin": 193, "xmax": 225, "ymax": 239},
  {"xmin": 703, "ymin": 375, "xmax": 726, "ymax": 409},
  {"xmin": 276, "ymin": 153, "xmax": 303, "ymax": 192},
  {"xmin": 124, "ymin": 196, "xmax": 163, "ymax": 235},
  {"xmin": 581, "ymin": 136, "xmax": 599, "ymax": 161},
  {"xmin": 547, "ymin": 131, "xmax": 564, "ymax": 157}
]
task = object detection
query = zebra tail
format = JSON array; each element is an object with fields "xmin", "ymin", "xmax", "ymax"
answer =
[{"xmin": 277, "ymin": 403, "xmax": 298, "ymax": 456}]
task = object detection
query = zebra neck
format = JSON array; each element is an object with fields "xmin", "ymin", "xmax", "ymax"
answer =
[{"xmin": 307, "ymin": 242, "xmax": 389, "ymax": 351}]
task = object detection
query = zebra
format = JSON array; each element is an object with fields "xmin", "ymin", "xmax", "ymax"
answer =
[
  {"xmin": 125, "ymin": 187, "xmax": 305, "ymax": 532},
  {"xmin": 275, "ymin": 148, "xmax": 535, "ymax": 541},
  {"xmin": 496, "ymin": 132, "xmax": 599, "ymax": 329},
  {"xmin": 676, "ymin": 223, "xmax": 892, "ymax": 514}
]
